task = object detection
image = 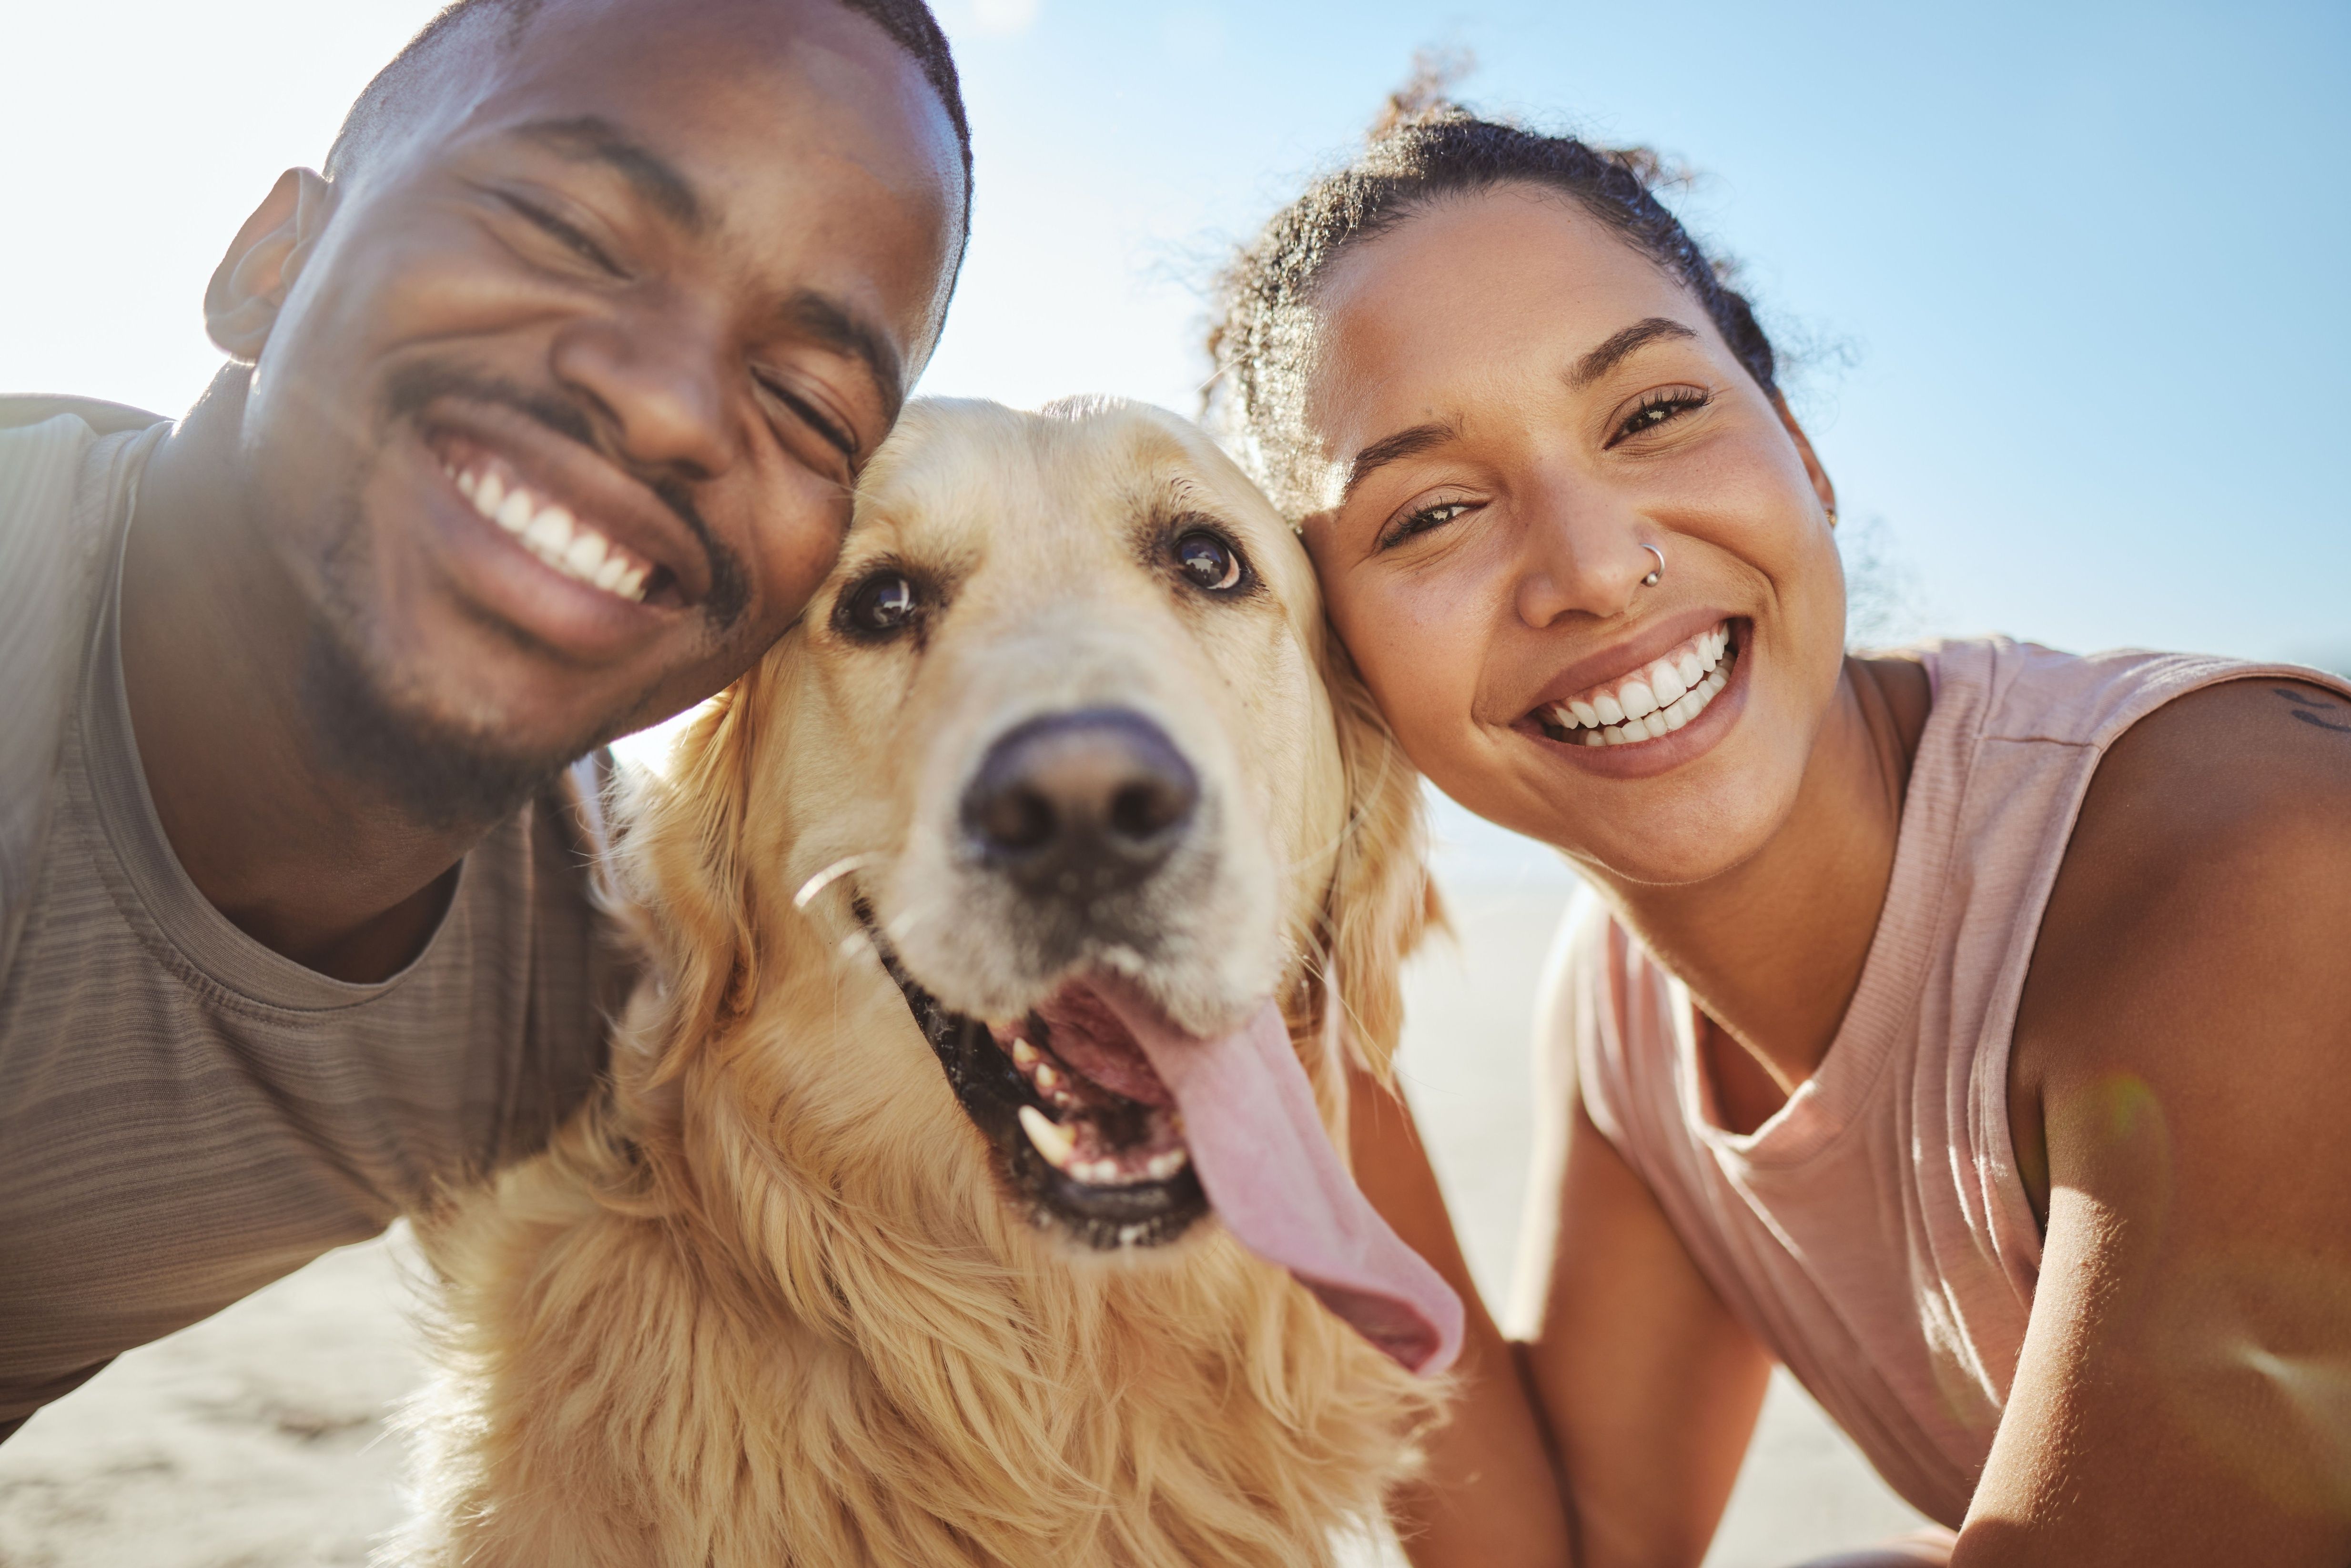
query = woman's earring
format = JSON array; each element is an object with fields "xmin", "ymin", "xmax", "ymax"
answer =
[
  {"xmin": 1640, "ymin": 543, "xmax": 1664, "ymax": 587},
  {"xmin": 1825, "ymin": 506, "xmax": 1839, "ymax": 527}
]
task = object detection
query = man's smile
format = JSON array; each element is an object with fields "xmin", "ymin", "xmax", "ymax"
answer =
[{"xmin": 442, "ymin": 444, "xmax": 657, "ymax": 603}]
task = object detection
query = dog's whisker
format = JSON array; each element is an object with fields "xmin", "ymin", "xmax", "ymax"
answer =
[
  {"xmin": 795, "ymin": 853, "xmax": 880, "ymax": 911},
  {"xmin": 881, "ymin": 897, "xmax": 953, "ymax": 945}
]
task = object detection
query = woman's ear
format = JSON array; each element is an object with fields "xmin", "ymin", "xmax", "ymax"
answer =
[
  {"xmin": 1313, "ymin": 634, "xmax": 1442, "ymax": 1084},
  {"xmin": 1771, "ymin": 391, "xmax": 1839, "ymax": 524},
  {"xmin": 205, "ymin": 168, "xmax": 334, "ymax": 362}
]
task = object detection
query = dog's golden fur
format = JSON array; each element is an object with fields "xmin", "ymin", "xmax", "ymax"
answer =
[{"xmin": 392, "ymin": 400, "xmax": 1443, "ymax": 1567}]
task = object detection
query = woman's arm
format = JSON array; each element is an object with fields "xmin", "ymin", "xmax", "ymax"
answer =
[
  {"xmin": 1965, "ymin": 678, "xmax": 2351, "ymax": 1565},
  {"xmin": 1348, "ymin": 1070, "xmax": 1572, "ymax": 1562},
  {"xmin": 1350, "ymin": 1064, "xmax": 1774, "ymax": 1568}
]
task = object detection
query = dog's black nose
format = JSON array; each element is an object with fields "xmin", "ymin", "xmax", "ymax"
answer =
[{"xmin": 963, "ymin": 709, "xmax": 1199, "ymax": 895}]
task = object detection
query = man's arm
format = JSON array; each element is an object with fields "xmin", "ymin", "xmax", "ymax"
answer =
[{"xmin": 1966, "ymin": 678, "xmax": 2351, "ymax": 1564}]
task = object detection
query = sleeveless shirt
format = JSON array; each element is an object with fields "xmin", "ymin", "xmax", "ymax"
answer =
[{"xmin": 1562, "ymin": 635, "xmax": 2351, "ymax": 1527}]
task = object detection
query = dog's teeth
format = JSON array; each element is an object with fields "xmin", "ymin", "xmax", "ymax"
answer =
[
  {"xmin": 1017, "ymin": 1106, "xmax": 1075, "ymax": 1169},
  {"xmin": 1010, "ymin": 1039, "xmax": 1041, "ymax": 1069},
  {"xmin": 1144, "ymin": 1149, "xmax": 1189, "ymax": 1181},
  {"xmin": 1034, "ymin": 1062, "xmax": 1061, "ymax": 1092}
]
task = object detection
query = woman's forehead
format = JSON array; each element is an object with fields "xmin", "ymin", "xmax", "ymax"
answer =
[{"xmin": 1311, "ymin": 189, "xmax": 1701, "ymax": 419}]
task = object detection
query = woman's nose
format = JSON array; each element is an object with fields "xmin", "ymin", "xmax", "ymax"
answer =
[
  {"xmin": 549, "ymin": 300, "xmax": 734, "ymax": 480},
  {"xmin": 1511, "ymin": 484, "xmax": 1660, "ymax": 629}
]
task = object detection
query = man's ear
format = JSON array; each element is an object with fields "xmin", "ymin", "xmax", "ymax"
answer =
[{"xmin": 205, "ymin": 168, "xmax": 334, "ymax": 362}]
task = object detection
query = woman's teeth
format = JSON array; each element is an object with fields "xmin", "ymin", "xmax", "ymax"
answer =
[
  {"xmin": 1545, "ymin": 623, "xmax": 1735, "ymax": 747},
  {"xmin": 445, "ymin": 459, "xmax": 651, "ymax": 602}
]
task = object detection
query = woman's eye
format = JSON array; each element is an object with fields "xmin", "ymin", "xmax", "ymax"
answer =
[
  {"xmin": 1174, "ymin": 530, "xmax": 1244, "ymax": 592},
  {"xmin": 1611, "ymin": 389, "xmax": 1711, "ymax": 446},
  {"xmin": 1382, "ymin": 501, "xmax": 1472, "ymax": 551},
  {"xmin": 841, "ymin": 571, "xmax": 919, "ymax": 638}
]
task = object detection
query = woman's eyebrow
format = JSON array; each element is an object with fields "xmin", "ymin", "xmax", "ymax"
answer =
[
  {"xmin": 1567, "ymin": 317, "xmax": 1698, "ymax": 388},
  {"xmin": 1342, "ymin": 420, "xmax": 1459, "ymax": 506}
]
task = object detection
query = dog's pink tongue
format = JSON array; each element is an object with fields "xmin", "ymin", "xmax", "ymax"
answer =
[{"xmin": 1096, "ymin": 986, "xmax": 1463, "ymax": 1375}]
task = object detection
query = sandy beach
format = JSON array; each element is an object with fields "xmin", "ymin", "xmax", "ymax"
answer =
[{"xmin": 0, "ymin": 811, "xmax": 1928, "ymax": 1567}]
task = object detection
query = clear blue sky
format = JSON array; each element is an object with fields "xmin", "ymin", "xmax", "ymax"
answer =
[{"xmin": 8, "ymin": 0, "xmax": 2346, "ymax": 671}]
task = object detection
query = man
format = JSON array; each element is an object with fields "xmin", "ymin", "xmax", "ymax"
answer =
[{"xmin": 0, "ymin": 0, "xmax": 970, "ymax": 1440}]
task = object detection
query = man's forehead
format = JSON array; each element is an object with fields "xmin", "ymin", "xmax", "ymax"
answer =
[{"xmin": 371, "ymin": 0, "xmax": 957, "ymax": 203}]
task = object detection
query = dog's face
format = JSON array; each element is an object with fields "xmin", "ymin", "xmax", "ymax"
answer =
[
  {"xmin": 846, "ymin": 400, "xmax": 1335, "ymax": 1030},
  {"xmin": 730, "ymin": 398, "xmax": 1346, "ymax": 1248}
]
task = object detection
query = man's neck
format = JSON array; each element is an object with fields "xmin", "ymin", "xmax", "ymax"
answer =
[
  {"xmin": 118, "ymin": 373, "xmax": 501, "ymax": 982},
  {"xmin": 1593, "ymin": 655, "xmax": 1933, "ymax": 1098}
]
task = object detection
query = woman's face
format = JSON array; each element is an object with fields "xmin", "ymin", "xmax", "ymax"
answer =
[{"xmin": 1298, "ymin": 185, "xmax": 1846, "ymax": 886}]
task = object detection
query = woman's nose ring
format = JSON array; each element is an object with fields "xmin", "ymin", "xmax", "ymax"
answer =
[{"xmin": 1640, "ymin": 544, "xmax": 1664, "ymax": 587}]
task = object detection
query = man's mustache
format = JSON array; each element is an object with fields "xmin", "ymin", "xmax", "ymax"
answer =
[{"xmin": 383, "ymin": 359, "xmax": 750, "ymax": 630}]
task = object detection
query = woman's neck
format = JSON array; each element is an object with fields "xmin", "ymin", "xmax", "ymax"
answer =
[{"xmin": 1591, "ymin": 655, "xmax": 1932, "ymax": 1099}]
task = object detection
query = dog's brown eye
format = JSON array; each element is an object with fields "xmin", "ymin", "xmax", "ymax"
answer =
[
  {"xmin": 840, "ymin": 570, "xmax": 919, "ymax": 639},
  {"xmin": 1174, "ymin": 531, "xmax": 1243, "ymax": 593}
]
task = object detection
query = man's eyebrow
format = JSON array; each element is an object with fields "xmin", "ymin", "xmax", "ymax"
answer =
[
  {"xmin": 779, "ymin": 290, "xmax": 906, "ymax": 424},
  {"xmin": 512, "ymin": 115, "xmax": 706, "ymax": 234},
  {"xmin": 1341, "ymin": 420, "xmax": 1458, "ymax": 506},
  {"xmin": 1568, "ymin": 317, "xmax": 1700, "ymax": 389}
]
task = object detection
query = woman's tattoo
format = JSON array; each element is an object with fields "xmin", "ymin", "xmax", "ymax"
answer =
[{"xmin": 2274, "ymin": 686, "xmax": 2351, "ymax": 734}]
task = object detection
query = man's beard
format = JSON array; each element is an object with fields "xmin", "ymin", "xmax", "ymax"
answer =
[
  {"xmin": 298, "ymin": 618, "xmax": 609, "ymax": 832},
  {"xmin": 288, "ymin": 357, "xmax": 746, "ymax": 830},
  {"xmin": 283, "ymin": 362, "xmax": 696, "ymax": 827}
]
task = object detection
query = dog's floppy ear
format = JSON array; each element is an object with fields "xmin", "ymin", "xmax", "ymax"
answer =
[
  {"xmin": 616, "ymin": 648, "xmax": 787, "ymax": 1072},
  {"xmin": 1311, "ymin": 638, "xmax": 1442, "ymax": 1084}
]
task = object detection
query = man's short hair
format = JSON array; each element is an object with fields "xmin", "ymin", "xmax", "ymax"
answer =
[{"xmin": 326, "ymin": 0, "xmax": 973, "ymax": 221}]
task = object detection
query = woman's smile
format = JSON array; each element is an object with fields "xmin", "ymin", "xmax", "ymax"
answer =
[{"xmin": 1512, "ymin": 616, "xmax": 1753, "ymax": 779}]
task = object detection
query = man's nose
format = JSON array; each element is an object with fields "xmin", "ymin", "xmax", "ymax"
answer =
[
  {"xmin": 549, "ymin": 303, "xmax": 733, "ymax": 479},
  {"xmin": 961, "ymin": 709, "xmax": 1200, "ymax": 900}
]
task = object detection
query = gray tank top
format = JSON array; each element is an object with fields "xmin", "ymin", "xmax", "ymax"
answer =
[{"xmin": 0, "ymin": 407, "xmax": 626, "ymax": 1438}]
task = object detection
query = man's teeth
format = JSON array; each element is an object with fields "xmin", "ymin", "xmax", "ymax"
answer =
[
  {"xmin": 1545, "ymin": 623, "xmax": 1735, "ymax": 747},
  {"xmin": 448, "ymin": 461, "xmax": 649, "ymax": 602}
]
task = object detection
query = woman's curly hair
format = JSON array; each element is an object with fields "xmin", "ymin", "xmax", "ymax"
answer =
[{"xmin": 1205, "ymin": 69, "xmax": 1778, "ymax": 520}]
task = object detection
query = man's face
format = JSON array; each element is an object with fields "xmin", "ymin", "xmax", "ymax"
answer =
[{"xmin": 239, "ymin": 0, "xmax": 960, "ymax": 809}]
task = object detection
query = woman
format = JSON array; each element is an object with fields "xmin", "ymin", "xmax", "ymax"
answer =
[{"xmin": 1205, "ymin": 100, "xmax": 2351, "ymax": 1567}]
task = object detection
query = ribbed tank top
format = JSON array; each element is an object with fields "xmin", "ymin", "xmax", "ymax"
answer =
[{"xmin": 1563, "ymin": 636, "xmax": 2351, "ymax": 1527}]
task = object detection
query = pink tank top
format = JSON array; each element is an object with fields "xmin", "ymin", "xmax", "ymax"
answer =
[{"xmin": 1566, "ymin": 636, "xmax": 2351, "ymax": 1527}]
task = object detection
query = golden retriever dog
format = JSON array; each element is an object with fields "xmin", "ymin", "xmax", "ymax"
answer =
[{"xmin": 393, "ymin": 398, "xmax": 1461, "ymax": 1568}]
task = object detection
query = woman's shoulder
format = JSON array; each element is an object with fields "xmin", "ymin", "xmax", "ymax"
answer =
[
  {"xmin": 1893, "ymin": 634, "xmax": 2324, "ymax": 755},
  {"xmin": 2011, "ymin": 671, "xmax": 2351, "ymax": 1204},
  {"xmin": 2051, "ymin": 671, "xmax": 2351, "ymax": 933}
]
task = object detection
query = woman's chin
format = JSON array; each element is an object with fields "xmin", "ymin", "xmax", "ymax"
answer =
[{"xmin": 1493, "ymin": 736, "xmax": 1801, "ymax": 891}]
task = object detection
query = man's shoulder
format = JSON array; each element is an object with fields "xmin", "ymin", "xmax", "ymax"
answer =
[{"xmin": 0, "ymin": 395, "xmax": 167, "ymax": 438}]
